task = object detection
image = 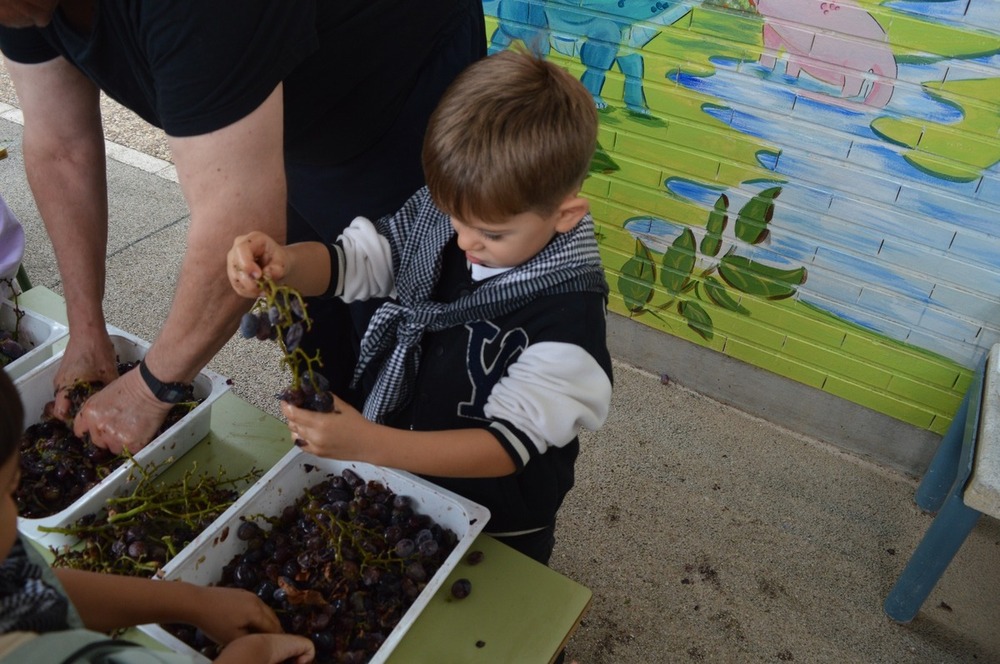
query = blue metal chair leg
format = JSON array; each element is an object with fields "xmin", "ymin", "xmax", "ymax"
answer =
[
  {"xmin": 883, "ymin": 490, "xmax": 982, "ymax": 622},
  {"xmin": 915, "ymin": 389, "xmax": 971, "ymax": 512}
]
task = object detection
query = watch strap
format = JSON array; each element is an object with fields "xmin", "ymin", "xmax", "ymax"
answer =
[{"xmin": 138, "ymin": 359, "xmax": 192, "ymax": 404}]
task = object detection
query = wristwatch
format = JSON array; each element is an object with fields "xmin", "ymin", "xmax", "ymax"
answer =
[{"xmin": 138, "ymin": 359, "xmax": 192, "ymax": 404}]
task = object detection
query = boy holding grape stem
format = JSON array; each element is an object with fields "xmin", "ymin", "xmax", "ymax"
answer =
[
  {"xmin": 0, "ymin": 370, "xmax": 315, "ymax": 663},
  {"xmin": 228, "ymin": 49, "xmax": 613, "ymax": 565}
]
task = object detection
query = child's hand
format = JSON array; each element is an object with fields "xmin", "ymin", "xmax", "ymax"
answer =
[
  {"xmin": 217, "ymin": 633, "xmax": 315, "ymax": 664},
  {"xmin": 190, "ymin": 585, "xmax": 284, "ymax": 645},
  {"xmin": 282, "ymin": 392, "xmax": 370, "ymax": 461},
  {"xmin": 228, "ymin": 231, "xmax": 289, "ymax": 297}
]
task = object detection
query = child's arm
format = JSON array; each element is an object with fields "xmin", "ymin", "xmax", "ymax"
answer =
[
  {"xmin": 284, "ymin": 397, "xmax": 516, "ymax": 477},
  {"xmin": 283, "ymin": 340, "xmax": 611, "ymax": 478},
  {"xmin": 54, "ymin": 569, "xmax": 281, "ymax": 644}
]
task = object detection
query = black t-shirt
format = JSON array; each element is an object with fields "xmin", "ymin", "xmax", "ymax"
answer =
[{"xmin": 0, "ymin": 0, "xmax": 472, "ymax": 164}]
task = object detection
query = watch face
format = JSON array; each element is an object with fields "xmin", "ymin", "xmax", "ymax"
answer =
[{"xmin": 161, "ymin": 384, "xmax": 191, "ymax": 403}]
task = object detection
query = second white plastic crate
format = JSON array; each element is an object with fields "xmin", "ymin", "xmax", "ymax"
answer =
[
  {"xmin": 15, "ymin": 327, "xmax": 230, "ymax": 541},
  {"xmin": 139, "ymin": 448, "xmax": 491, "ymax": 663}
]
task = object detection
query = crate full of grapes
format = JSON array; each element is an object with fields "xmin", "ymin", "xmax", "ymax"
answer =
[
  {"xmin": 15, "ymin": 326, "xmax": 231, "ymax": 541},
  {"xmin": 139, "ymin": 448, "xmax": 491, "ymax": 664},
  {"xmin": 1, "ymin": 299, "xmax": 68, "ymax": 380}
]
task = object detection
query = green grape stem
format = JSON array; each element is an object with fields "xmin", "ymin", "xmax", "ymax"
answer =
[{"xmin": 250, "ymin": 276, "xmax": 327, "ymax": 394}]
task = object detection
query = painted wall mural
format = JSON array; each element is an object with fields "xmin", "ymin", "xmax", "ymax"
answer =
[{"xmin": 482, "ymin": 0, "xmax": 1000, "ymax": 434}]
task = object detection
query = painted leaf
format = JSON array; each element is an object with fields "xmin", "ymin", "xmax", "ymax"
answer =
[
  {"xmin": 679, "ymin": 300, "xmax": 714, "ymax": 341},
  {"xmin": 702, "ymin": 276, "xmax": 749, "ymax": 314},
  {"xmin": 735, "ymin": 187, "xmax": 781, "ymax": 245},
  {"xmin": 717, "ymin": 254, "xmax": 805, "ymax": 300},
  {"xmin": 617, "ymin": 240, "xmax": 655, "ymax": 312},
  {"xmin": 590, "ymin": 142, "xmax": 620, "ymax": 175},
  {"xmin": 660, "ymin": 227, "xmax": 696, "ymax": 295},
  {"xmin": 700, "ymin": 194, "xmax": 729, "ymax": 258}
]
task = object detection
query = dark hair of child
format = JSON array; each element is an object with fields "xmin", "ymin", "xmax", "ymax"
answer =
[
  {"xmin": 0, "ymin": 369, "xmax": 23, "ymax": 464},
  {"xmin": 422, "ymin": 48, "xmax": 598, "ymax": 224}
]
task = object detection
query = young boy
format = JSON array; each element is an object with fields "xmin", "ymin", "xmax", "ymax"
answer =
[
  {"xmin": 228, "ymin": 49, "xmax": 613, "ymax": 565},
  {"xmin": 0, "ymin": 370, "xmax": 315, "ymax": 663}
]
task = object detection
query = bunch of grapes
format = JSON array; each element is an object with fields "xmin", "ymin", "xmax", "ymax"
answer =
[
  {"xmin": 166, "ymin": 467, "xmax": 460, "ymax": 663},
  {"xmin": 0, "ymin": 329, "xmax": 27, "ymax": 366},
  {"xmin": 41, "ymin": 462, "xmax": 261, "ymax": 577},
  {"xmin": 1, "ymin": 284, "xmax": 28, "ymax": 366},
  {"xmin": 237, "ymin": 278, "xmax": 335, "ymax": 414},
  {"xmin": 16, "ymin": 362, "xmax": 199, "ymax": 519}
]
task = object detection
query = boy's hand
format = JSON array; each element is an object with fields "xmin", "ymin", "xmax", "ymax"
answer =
[
  {"xmin": 282, "ymin": 393, "xmax": 370, "ymax": 461},
  {"xmin": 217, "ymin": 633, "xmax": 315, "ymax": 664},
  {"xmin": 228, "ymin": 231, "xmax": 289, "ymax": 297},
  {"xmin": 190, "ymin": 585, "xmax": 284, "ymax": 645}
]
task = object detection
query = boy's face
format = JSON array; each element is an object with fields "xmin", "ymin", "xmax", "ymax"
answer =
[
  {"xmin": 0, "ymin": 454, "xmax": 18, "ymax": 561},
  {"xmin": 450, "ymin": 197, "xmax": 588, "ymax": 269}
]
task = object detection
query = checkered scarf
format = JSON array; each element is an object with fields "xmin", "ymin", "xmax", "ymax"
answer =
[
  {"xmin": 352, "ymin": 187, "xmax": 608, "ymax": 423},
  {"xmin": 0, "ymin": 536, "xmax": 74, "ymax": 634}
]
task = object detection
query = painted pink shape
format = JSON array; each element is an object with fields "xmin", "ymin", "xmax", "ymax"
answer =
[{"xmin": 752, "ymin": 0, "xmax": 897, "ymax": 108}]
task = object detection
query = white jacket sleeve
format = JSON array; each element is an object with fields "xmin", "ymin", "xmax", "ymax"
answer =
[
  {"xmin": 334, "ymin": 216, "xmax": 397, "ymax": 302},
  {"xmin": 484, "ymin": 341, "xmax": 612, "ymax": 460}
]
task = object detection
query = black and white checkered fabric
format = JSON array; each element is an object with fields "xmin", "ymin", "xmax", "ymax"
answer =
[
  {"xmin": 353, "ymin": 187, "xmax": 608, "ymax": 423},
  {"xmin": 0, "ymin": 537, "xmax": 72, "ymax": 634}
]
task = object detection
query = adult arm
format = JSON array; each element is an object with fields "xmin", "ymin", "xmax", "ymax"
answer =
[
  {"xmin": 5, "ymin": 56, "xmax": 120, "ymax": 414},
  {"xmin": 73, "ymin": 85, "xmax": 288, "ymax": 453}
]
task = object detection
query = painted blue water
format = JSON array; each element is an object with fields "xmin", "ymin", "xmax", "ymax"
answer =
[{"xmin": 635, "ymin": 50, "xmax": 1000, "ymax": 364}]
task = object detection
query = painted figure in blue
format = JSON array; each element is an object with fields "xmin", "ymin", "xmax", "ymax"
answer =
[{"xmin": 488, "ymin": 0, "xmax": 692, "ymax": 114}]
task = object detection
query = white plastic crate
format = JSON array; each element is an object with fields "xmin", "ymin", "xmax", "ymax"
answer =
[
  {"xmin": 15, "ymin": 327, "xmax": 231, "ymax": 541},
  {"xmin": 1, "ymin": 299, "xmax": 68, "ymax": 380},
  {"xmin": 139, "ymin": 448, "xmax": 490, "ymax": 663}
]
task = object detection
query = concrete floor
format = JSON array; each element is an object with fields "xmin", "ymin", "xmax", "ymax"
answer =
[{"xmin": 0, "ymin": 72, "xmax": 998, "ymax": 663}]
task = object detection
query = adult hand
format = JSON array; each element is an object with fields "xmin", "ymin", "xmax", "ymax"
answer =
[
  {"xmin": 228, "ymin": 231, "xmax": 290, "ymax": 297},
  {"xmin": 50, "ymin": 330, "xmax": 119, "ymax": 421},
  {"xmin": 72, "ymin": 364, "xmax": 173, "ymax": 454}
]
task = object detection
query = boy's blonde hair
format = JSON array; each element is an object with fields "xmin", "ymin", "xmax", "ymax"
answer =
[{"xmin": 423, "ymin": 49, "xmax": 598, "ymax": 224}]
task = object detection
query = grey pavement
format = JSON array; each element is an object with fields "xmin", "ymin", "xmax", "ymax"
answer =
[{"xmin": 1, "ymin": 88, "xmax": 998, "ymax": 663}]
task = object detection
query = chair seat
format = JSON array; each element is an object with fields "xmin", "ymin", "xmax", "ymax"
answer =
[{"xmin": 966, "ymin": 350, "xmax": 1000, "ymax": 516}]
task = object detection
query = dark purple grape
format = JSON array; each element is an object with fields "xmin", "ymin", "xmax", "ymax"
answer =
[
  {"xmin": 394, "ymin": 538, "xmax": 415, "ymax": 558},
  {"xmin": 284, "ymin": 321, "xmax": 304, "ymax": 352},
  {"xmin": 237, "ymin": 520, "xmax": 262, "ymax": 541},
  {"xmin": 450, "ymin": 578, "xmax": 472, "ymax": 599},
  {"xmin": 290, "ymin": 297, "xmax": 305, "ymax": 320},
  {"xmin": 231, "ymin": 563, "xmax": 259, "ymax": 589},
  {"xmin": 466, "ymin": 550, "xmax": 485, "ymax": 566},
  {"xmin": 310, "ymin": 391, "xmax": 333, "ymax": 413},
  {"xmin": 311, "ymin": 372, "xmax": 331, "ymax": 393},
  {"xmin": 0, "ymin": 338, "xmax": 26, "ymax": 361},
  {"xmin": 267, "ymin": 305, "xmax": 282, "ymax": 325},
  {"xmin": 342, "ymin": 469, "xmax": 364, "ymax": 489},
  {"xmin": 404, "ymin": 561, "xmax": 427, "ymax": 583},
  {"xmin": 277, "ymin": 387, "xmax": 306, "ymax": 407},
  {"xmin": 255, "ymin": 580, "xmax": 277, "ymax": 602},
  {"xmin": 238, "ymin": 312, "xmax": 259, "ymax": 339},
  {"xmin": 255, "ymin": 316, "xmax": 273, "ymax": 341},
  {"xmin": 417, "ymin": 539, "xmax": 439, "ymax": 558}
]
